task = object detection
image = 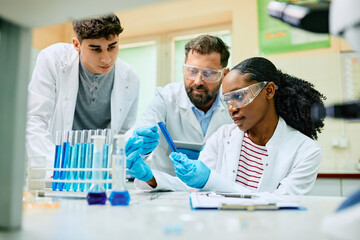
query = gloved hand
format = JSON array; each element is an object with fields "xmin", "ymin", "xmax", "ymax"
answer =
[
  {"xmin": 133, "ymin": 125, "xmax": 160, "ymax": 155},
  {"xmin": 125, "ymin": 137, "xmax": 153, "ymax": 182},
  {"xmin": 169, "ymin": 152, "xmax": 210, "ymax": 188},
  {"xmin": 177, "ymin": 148, "xmax": 200, "ymax": 160}
]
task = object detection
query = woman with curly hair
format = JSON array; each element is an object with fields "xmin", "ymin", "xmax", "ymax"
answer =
[{"xmin": 129, "ymin": 57, "xmax": 326, "ymax": 195}]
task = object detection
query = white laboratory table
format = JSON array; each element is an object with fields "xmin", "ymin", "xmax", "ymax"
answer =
[{"xmin": 0, "ymin": 184, "xmax": 344, "ymax": 240}]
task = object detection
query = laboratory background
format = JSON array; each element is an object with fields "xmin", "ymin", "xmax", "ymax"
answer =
[
  {"xmin": 1, "ymin": 0, "xmax": 359, "ymax": 239},
  {"xmin": 31, "ymin": 0, "xmax": 360, "ymax": 195}
]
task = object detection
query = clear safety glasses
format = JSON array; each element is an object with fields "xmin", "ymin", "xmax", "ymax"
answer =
[
  {"xmin": 183, "ymin": 64, "xmax": 225, "ymax": 83},
  {"xmin": 221, "ymin": 81, "xmax": 270, "ymax": 109}
]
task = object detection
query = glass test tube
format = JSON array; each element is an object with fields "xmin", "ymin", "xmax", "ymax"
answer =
[
  {"xmin": 87, "ymin": 135, "xmax": 107, "ymax": 205},
  {"xmin": 109, "ymin": 134, "xmax": 130, "ymax": 206},
  {"xmin": 103, "ymin": 129, "xmax": 112, "ymax": 190},
  {"xmin": 86, "ymin": 129, "xmax": 96, "ymax": 190},
  {"xmin": 71, "ymin": 130, "xmax": 82, "ymax": 192},
  {"xmin": 79, "ymin": 130, "xmax": 89, "ymax": 192},
  {"xmin": 59, "ymin": 131, "xmax": 70, "ymax": 191},
  {"xmin": 52, "ymin": 130, "xmax": 62, "ymax": 191},
  {"xmin": 65, "ymin": 131, "xmax": 75, "ymax": 191}
]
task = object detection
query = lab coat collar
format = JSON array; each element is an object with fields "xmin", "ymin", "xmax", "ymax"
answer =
[
  {"xmin": 265, "ymin": 117, "xmax": 286, "ymax": 151},
  {"xmin": 223, "ymin": 125, "xmax": 244, "ymax": 182},
  {"xmin": 177, "ymin": 83, "xmax": 227, "ymax": 137},
  {"xmin": 60, "ymin": 49, "xmax": 80, "ymax": 131}
]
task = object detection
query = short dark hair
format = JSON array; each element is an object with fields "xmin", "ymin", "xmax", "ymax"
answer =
[
  {"xmin": 73, "ymin": 13, "xmax": 124, "ymax": 42},
  {"xmin": 232, "ymin": 57, "xmax": 327, "ymax": 140},
  {"xmin": 185, "ymin": 35, "xmax": 230, "ymax": 68}
]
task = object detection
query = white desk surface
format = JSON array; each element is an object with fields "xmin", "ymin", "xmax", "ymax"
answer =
[{"xmin": 0, "ymin": 183, "xmax": 344, "ymax": 240}]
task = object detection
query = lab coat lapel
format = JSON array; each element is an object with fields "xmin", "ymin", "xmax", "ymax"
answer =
[
  {"xmin": 205, "ymin": 104, "xmax": 229, "ymax": 140},
  {"xmin": 177, "ymin": 85, "xmax": 203, "ymax": 136},
  {"xmin": 223, "ymin": 127, "xmax": 244, "ymax": 182},
  {"xmin": 257, "ymin": 117, "xmax": 284, "ymax": 192},
  {"xmin": 111, "ymin": 60, "xmax": 132, "ymax": 133},
  {"xmin": 60, "ymin": 51, "xmax": 79, "ymax": 131}
]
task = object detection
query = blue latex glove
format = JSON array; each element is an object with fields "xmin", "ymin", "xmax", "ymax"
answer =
[
  {"xmin": 177, "ymin": 148, "xmax": 200, "ymax": 160},
  {"xmin": 169, "ymin": 152, "xmax": 210, "ymax": 188},
  {"xmin": 125, "ymin": 137, "xmax": 153, "ymax": 182},
  {"xmin": 133, "ymin": 125, "xmax": 160, "ymax": 155}
]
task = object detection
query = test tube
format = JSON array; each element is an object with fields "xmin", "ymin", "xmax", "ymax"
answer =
[
  {"xmin": 79, "ymin": 130, "xmax": 89, "ymax": 192},
  {"xmin": 59, "ymin": 131, "xmax": 70, "ymax": 191},
  {"xmin": 87, "ymin": 135, "xmax": 107, "ymax": 205},
  {"xmin": 52, "ymin": 130, "xmax": 62, "ymax": 191},
  {"xmin": 154, "ymin": 112, "xmax": 178, "ymax": 152},
  {"xmin": 109, "ymin": 134, "xmax": 130, "ymax": 206},
  {"xmin": 65, "ymin": 131, "xmax": 75, "ymax": 191},
  {"xmin": 71, "ymin": 130, "xmax": 82, "ymax": 192},
  {"xmin": 86, "ymin": 129, "xmax": 96, "ymax": 190},
  {"xmin": 103, "ymin": 129, "xmax": 112, "ymax": 190}
]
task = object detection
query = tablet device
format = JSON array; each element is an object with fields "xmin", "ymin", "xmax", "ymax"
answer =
[{"xmin": 173, "ymin": 140, "xmax": 204, "ymax": 151}]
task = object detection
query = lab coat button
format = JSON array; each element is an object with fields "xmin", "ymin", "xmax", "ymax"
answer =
[
  {"xmin": 119, "ymin": 109, "xmax": 122, "ymax": 112},
  {"xmin": 232, "ymin": 170, "xmax": 235, "ymax": 173},
  {"xmin": 266, "ymin": 163, "xmax": 268, "ymax": 167},
  {"xmin": 126, "ymin": 86, "xmax": 128, "ymax": 89},
  {"xmin": 227, "ymin": 141, "xmax": 230, "ymax": 144}
]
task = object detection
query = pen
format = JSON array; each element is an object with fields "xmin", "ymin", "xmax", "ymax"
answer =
[{"xmin": 208, "ymin": 193, "xmax": 255, "ymax": 199}]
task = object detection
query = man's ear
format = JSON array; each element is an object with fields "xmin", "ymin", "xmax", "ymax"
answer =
[
  {"xmin": 223, "ymin": 68, "xmax": 230, "ymax": 77},
  {"xmin": 73, "ymin": 37, "xmax": 81, "ymax": 52}
]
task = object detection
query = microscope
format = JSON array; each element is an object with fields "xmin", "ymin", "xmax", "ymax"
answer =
[{"xmin": 268, "ymin": 0, "xmax": 360, "ymax": 120}]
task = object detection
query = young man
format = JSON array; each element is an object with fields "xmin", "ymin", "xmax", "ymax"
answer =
[
  {"xmin": 26, "ymin": 14, "xmax": 139, "ymax": 170},
  {"xmin": 125, "ymin": 35, "xmax": 232, "ymax": 178}
]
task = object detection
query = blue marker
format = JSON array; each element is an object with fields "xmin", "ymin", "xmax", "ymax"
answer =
[{"xmin": 153, "ymin": 112, "xmax": 177, "ymax": 152}]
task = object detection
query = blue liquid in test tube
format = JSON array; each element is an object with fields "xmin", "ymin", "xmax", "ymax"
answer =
[
  {"xmin": 72, "ymin": 142, "xmax": 82, "ymax": 192},
  {"xmin": 52, "ymin": 145, "xmax": 61, "ymax": 191},
  {"xmin": 52, "ymin": 131, "xmax": 62, "ymax": 191},
  {"xmin": 59, "ymin": 131, "xmax": 70, "ymax": 191},
  {"xmin": 102, "ymin": 144, "xmax": 110, "ymax": 190},
  {"xmin": 86, "ymin": 142, "xmax": 94, "ymax": 191},
  {"xmin": 79, "ymin": 141, "xmax": 89, "ymax": 192},
  {"xmin": 153, "ymin": 112, "xmax": 178, "ymax": 152},
  {"xmin": 65, "ymin": 145, "xmax": 75, "ymax": 191},
  {"xmin": 69, "ymin": 130, "xmax": 81, "ymax": 192},
  {"xmin": 65, "ymin": 131, "xmax": 76, "ymax": 191}
]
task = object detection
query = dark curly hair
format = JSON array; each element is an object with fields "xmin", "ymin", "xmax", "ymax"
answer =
[
  {"xmin": 73, "ymin": 13, "xmax": 123, "ymax": 42},
  {"xmin": 185, "ymin": 35, "xmax": 230, "ymax": 68},
  {"xmin": 232, "ymin": 57, "xmax": 326, "ymax": 140}
]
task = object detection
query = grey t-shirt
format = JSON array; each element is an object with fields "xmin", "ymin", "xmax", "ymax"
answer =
[{"xmin": 72, "ymin": 58, "xmax": 114, "ymax": 130}]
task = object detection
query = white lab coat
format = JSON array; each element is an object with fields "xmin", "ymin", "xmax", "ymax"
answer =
[
  {"xmin": 127, "ymin": 82, "xmax": 233, "ymax": 176},
  {"xmin": 135, "ymin": 117, "xmax": 322, "ymax": 195},
  {"xmin": 26, "ymin": 43, "xmax": 139, "ymax": 169}
]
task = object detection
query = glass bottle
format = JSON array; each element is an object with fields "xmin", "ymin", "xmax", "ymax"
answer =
[
  {"xmin": 87, "ymin": 135, "xmax": 107, "ymax": 205},
  {"xmin": 109, "ymin": 134, "xmax": 130, "ymax": 206}
]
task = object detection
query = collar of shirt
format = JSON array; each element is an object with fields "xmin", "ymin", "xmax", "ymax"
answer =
[{"xmin": 79, "ymin": 56, "xmax": 114, "ymax": 82}]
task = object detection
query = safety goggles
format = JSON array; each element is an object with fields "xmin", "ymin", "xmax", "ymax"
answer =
[
  {"xmin": 183, "ymin": 64, "xmax": 225, "ymax": 83},
  {"xmin": 221, "ymin": 81, "xmax": 270, "ymax": 109}
]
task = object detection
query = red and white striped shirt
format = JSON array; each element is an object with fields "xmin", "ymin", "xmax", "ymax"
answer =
[{"xmin": 235, "ymin": 132, "xmax": 268, "ymax": 190}]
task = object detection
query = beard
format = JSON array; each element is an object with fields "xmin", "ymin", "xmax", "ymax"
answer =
[{"xmin": 185, "ymin": 84, "xmax": 220, "ymax": 106}]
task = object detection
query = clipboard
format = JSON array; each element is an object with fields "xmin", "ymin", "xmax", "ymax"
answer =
[{"xmin": 189, "ymin": 192, "xmax": 305, "ymax": 211}]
